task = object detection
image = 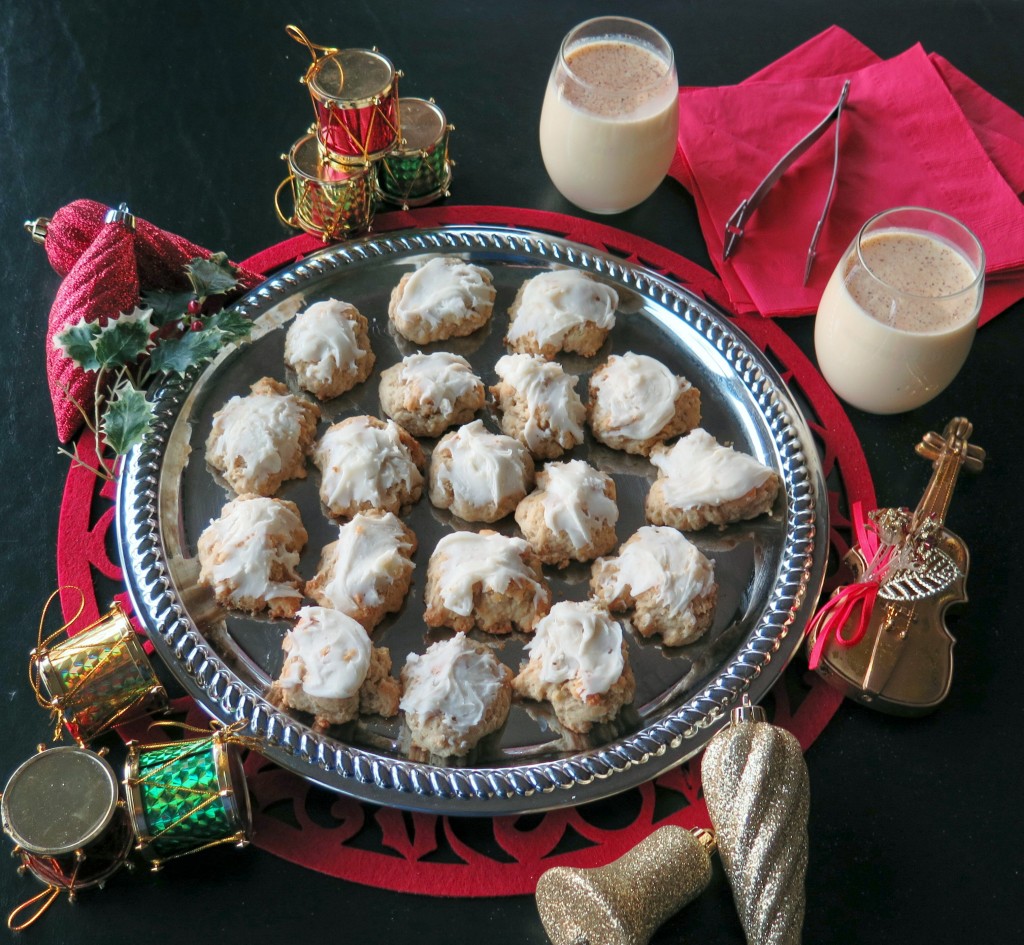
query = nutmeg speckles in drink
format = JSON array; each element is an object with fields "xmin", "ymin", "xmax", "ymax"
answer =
[
  {"xmin": 845, "ymin": 229, "xmax": 980, "ymax": 332},
  {"xmin": 563, "ymin": 40, "xmax": 670, "ymax": 115}
]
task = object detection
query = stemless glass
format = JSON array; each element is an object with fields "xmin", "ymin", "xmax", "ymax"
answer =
[
  {"xmin": 814, "ymin": 207, "xmax": 985, "ymax": 414},
  {"xmin": 539, "ymin": 16, "xmax": 679, "ymax": 215}
]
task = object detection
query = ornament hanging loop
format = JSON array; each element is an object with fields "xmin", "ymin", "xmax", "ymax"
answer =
[
  {"xmin": 24, "ymin": 217, "xmax": 50, "ymax": 244},
  {"xmin": 286, "ymin": 24, "xmax": 340, "ymax": 84},
  {"xmin": 7, "ymin": 884, "xmax": 62, "ymax": 932}
]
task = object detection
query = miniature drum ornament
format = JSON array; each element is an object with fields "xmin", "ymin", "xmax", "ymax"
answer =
[
  {"xmin": 378, "ymin": 97, "xmax": 454, "ymax": 209},
  {"xmin": 305, "ymin": 47, "xmax": 400, "ymax": 165},
  {"xmin": 125, "ymin": 732, "xmax": 252, "ymax": 870},
  {"xmin": 276, "ymin": 134, "xmax": 376, "ymax": 242},
  {"xmin": 1, "ymin": 746, "xmax": 133, "ymax": 896},
  {"xmin": 33, "ymin": 601, "xmax": 168, "ymax": 744}
]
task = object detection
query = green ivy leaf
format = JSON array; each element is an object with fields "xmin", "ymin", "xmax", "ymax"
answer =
[
  {"xmin": 142, "ymin": 289, "xmax": 196, "ymax": 326},
  {"xmin": 101, "ymin": 381, "xmax": 154, "ymax": 456},
  {"xmin": 204, "ymin": 308, "xmax": 252, "ymax": 343},
  {"xmin": 186, "ymin": 252, "xmax": 239, "ymax": 299},
  {"xmin": 93, "ymin": 316, "xmax": 154, "ymax": 370},
  {"xmin": 149, "ymin": 330, "xmax": 223, "ymax": 376},
  {"xmin": 53, "ymin": 321, "xmax": 102, "ymax": 372}
]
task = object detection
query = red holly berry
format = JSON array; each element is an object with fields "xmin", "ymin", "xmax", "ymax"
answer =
[
  {"xmin": 191, "ymin": 320, "xmax": 204, "ymax": 332},
  {"xmin": 187, "ymin": 299, "xmax": 203, "ymax": 315}
]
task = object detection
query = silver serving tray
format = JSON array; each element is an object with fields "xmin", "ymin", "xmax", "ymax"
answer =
[{"xmin": 117, "ymin": 225, "xmax": 826, "ymax": 815}]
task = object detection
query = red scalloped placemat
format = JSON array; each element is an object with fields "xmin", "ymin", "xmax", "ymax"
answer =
[{"xmin": 56, "ymin": 206, "xmax": 874, "ymax": 897}]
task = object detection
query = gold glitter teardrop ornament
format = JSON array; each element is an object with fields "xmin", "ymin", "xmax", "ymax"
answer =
[
  {"xmin": 702, "ymin": 696, "xmax": 809, "ymax": 945},
  {"xmin": 535, "ymin": 825, "xmax": 716, "ymax": 945}
]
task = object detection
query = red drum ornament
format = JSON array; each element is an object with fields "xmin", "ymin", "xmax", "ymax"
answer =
[
  {"xmin": 288, "ymin": 25, "xmax": 401, "ymax": 166},
  {"xmin": 378, "ymin": 97, "xmax": 454, "ymax": 209},
  {"xmin": 276, "ymin": 134, "xmax": 376, "ymax": 242},
  {"xmin": 31, "ymin": 594, "xmax": 168, "ymax": 745},
  {"xmin": 2, "ymin": 746, "xmax": 133, "ymax": 930}
]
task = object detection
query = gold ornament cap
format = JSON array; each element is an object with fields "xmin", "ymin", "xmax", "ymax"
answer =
[
  {"xmin": 535, "ymin": 825, "xmax": 714, "ymax": 945},
  {"xmin": 730, "ymin": 693, "xmax": 768, "ymax": 725}
]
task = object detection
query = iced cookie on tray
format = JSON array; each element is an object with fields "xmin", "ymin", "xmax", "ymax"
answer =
[
  {"xmin": 205, "ymin": 377, "xmax": 320, "ymax": 496},
  {"xmin": 645, "ymin": 428, "xmax": 781, "ymax": 530},
  {"xmin": 428, "ymin": 419, "xmax": 535, "ymax": 523},
  {"xmin": 512, "ymin": 600, "xmax": 635, "ymax": 733},
  {"xmin": 514, "ymin": 460, "xmax": 618, "ymax": 568},
  {"xmin": 591, "ymin": 525, "xmax": 717, "ymax": 646},
  {"xmin": 268, "ymin": 606, "xmax": 400, "ymax": 731},
  {"xmin": 424, "ymin": 530, "xmax": 551, "ymax": 635},
  {"xmin": 587, "ymin": 352, "xmax": 701, "ymax": 456},
  {"xmin": 378, "ymin": 351, "xmax": 485, "ymax": 438},
  {"xmin": 490, "ymin": 353, "xmax": 586, "ymax": 459},
  {"xmin": 399, "ymin": 634, "xmax": 513, "ymax": 757},
  {"xmin": 305, "ymin": 510, "xmax": 417, "ymax": 632},
  {"xmin": 283, "ymin": 298, "xmax": 376, "ymax": 401},
  {"xmin": 505, "ymin": 269, "xmax": 618, "ymax": 359},
  {"xmin": 197, "ymin": 494, "xmax": 307, "ymax": 619},
  {"xmin": 388, "ymin": 256, "xmax": 496, "ymax": 345},
  {"xmin": 313, "ymin": 415, "xmax": 425, "ymax": 519}
]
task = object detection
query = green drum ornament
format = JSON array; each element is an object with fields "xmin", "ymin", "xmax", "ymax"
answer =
[
  {"xmin": 124, "ymin": 731, "xmax": 252, "ymax": 870},
  {"xmin": 32, "ymin": 601, "xmax": 168, "ymax": 745},
  {"xmin": 378, "ymin": 97, "xmax": 453, "ymax": 209},
  {"xmin": 275, "ymin": 133, "xmax": 376, "ymax": 242}
]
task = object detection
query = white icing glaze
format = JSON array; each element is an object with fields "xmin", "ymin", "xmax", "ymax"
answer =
[
  {"xmin": 431, "ymin": 531, "xmax": 544, "ymax": 617},
  {"xmin": 525, "ymin": 600, "xmax": 625, "ymax": 697},
  {"xmin": 317, "ymin": 512, "xmax": 414, "ymax": 615},
  {"xmin": 278, "ymin": 606, "xmax": 371, "ymax": 700},
  {"xmin": 506, "ymin": 270, "xmax": 617, "ymax": 348},
  {"xmin": 399, "ymin": 634, "xmax": 506, "ymax": 734},
  {"xmin": 650, "ymin": 428, "xmax": 774, "ymax": 508},
  {"xmin": 494, "ymin": 353, "xmax": 585, "ymax": 452},
  {"xmin": 534, "ymin": 460, "xmax": 617, "ymax": 549},
  {"xmin": 597, "ymin": 525, "xmax": 714, "ymax": 611},
  {"xmin": 393, "ymin": 257, "xmax": 494, "ymax": 327},
  {"xmin": 432, "ymin": 420, "xmax": 531, "ymax": 513},
  {"xmin": 208, "ymin": 389, "xmax": 308, "ymax": 487},
  {"xmin": 314, "ymin": 417, "xmax": 422, "ymax": 512},
  {"xmin": 388, "ymin": 352, "xmax": 482, "ymax": 413},
  {"xmin": 284, "ymin": 299, "xmax": 369, "ymax": 386},
  {"xmin": 200, "ymin": 496, "xmax": 304, "ymax": 607},
  {"xmin": 591, "ymin": 352, "xmax": 685, "ymax": 440}
]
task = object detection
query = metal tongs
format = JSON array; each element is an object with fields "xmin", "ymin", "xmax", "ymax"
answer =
[{"xmin": 722, "ymin": 80, "xmax": 851, "ymax": 285}]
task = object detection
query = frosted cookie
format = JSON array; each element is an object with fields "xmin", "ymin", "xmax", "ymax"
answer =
[
  {"xmin": 400, "ymin": 634, "xmax": 513, "ymax": 757},
  {"xmin": 424, "ymin": 530, "xmax": 551, "ymax": 635},
  {"xmin": 305, "ymin": 511, "xmax": 417, "ymax": 632},
  {"xmin": 514, "ymin": 460, "xmax": 618, "ymax": 567},
  {"xmin": 428, "ymin": 420, "xmax": 535, "ymax": 523},
  {"xmin": 197, "ymin": 494, "xmax": 307, "ymax": 619},
  {"xmin": 505, "ymin": 269, "xmax": 618, "ymax": 359},
  {"xmin": 206, "ymin": 377, "xmax": 320, "ymax": 496},
  {"xmin": 388, "ymin": 256, "xmax": 496, "ymax": 345},
  {"xmin": 378, "ymin": 351, "xmax": 485, "ymax": 438},
  {"xmin": 591, "ymin": 525, "xmax": 717, "ymax": 646},
  {"xmin": 313, "ymin": 416, "xmax": 425, "ymax": 519},
  {"xmin": 645, "ymin": 428, "xmax": 781, "ymax": 530},
  {"xmin": 512, "ymin": 600, "xmax": 635, "ymax": 733},
  {"xmin": 268, "ymin": 606, "xmax": 400, "ymax": 730},
  {"xmin": 283, "ymin": 298, "xmax": 375, "ymax": 400},
  {"xmin": 490, "ymin": 353, "xmax": 586, "ymax": 459},
  {"xmin": 587, "ymin": 353, "xmax": 700, "ymax": 456}
]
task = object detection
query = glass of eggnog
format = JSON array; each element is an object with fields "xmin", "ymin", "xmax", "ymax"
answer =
[
  {"xmin": 539, "ymin": 16, "xmax": 678, "ymax": 215},
  {"xmin": 814, "ymin": 207, "xmax": 984, "ymax": 414}
]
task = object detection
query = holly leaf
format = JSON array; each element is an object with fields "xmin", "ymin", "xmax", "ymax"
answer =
[
  {"xmin": 53, "ymin": 321, "xmax": 102, "ymax": 372},
  {"xmin": 204, "ymin": 308, "xmax": 252, "ymax": 343},
  {"xmin": 93, "ymin": 308, "xmax": 155, "ymax": 369},
  {"xmin": 101, "ymin": 381, "xmax": 154, "ymax": 456},
  {"xmin": 142, "ymin": 288, "xmax": 196, "ymax": 326},
  {"xmin": 186, "ymin": 252, "xmax": 239, "ymax": 299},
  {"xmin": 149, "ymin": 329, "xmax": 223, "ymax": 376}
]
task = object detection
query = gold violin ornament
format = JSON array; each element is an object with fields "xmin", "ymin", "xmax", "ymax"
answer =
[{"xmin": 808, "ymin": 417, "xmax": 984, "ymax": 715}]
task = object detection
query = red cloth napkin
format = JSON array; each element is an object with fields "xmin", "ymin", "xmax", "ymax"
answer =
[{"xmin": 672, "ymin": 26, "xmax": 1024, "ymax": 325}]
